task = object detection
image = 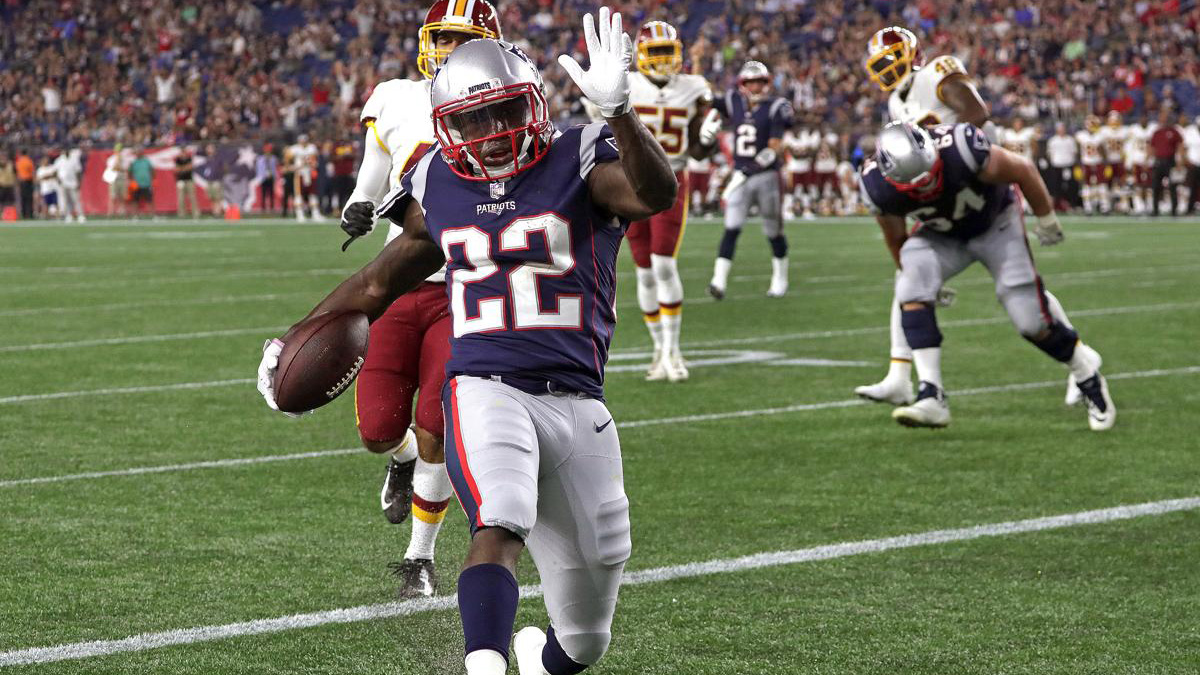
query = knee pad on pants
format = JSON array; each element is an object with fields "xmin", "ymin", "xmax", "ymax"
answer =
[
  {"xmin": 477, "ymin": 475, "xmax": 538, "ymax": 539},
  {"xmin": 556, "ymin": 629, "xmax": 611, "ymax": 666},
  {"xmin": 900, "ymin": 304, "xmax": 942, "ymax": 349},
  {"xmin": 998, "ymin": 282, "xmax": 1050, "ymax": 337},
  {"xmin": 649, "ymin": 255, "xmax": 682, "ymax": 306}
]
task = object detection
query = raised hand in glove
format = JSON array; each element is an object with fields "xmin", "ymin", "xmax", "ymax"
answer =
[{"xmin": 557, "ymin": 7, "xmax": 632, "ymax": 118}]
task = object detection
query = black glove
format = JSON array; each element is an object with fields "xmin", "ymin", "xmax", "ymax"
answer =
[{"xmin": 340, "ymin": 201, "xmax": 376, "ymax": 238}]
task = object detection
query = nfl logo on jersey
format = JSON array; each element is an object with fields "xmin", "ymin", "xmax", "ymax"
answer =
[{"xmin": 489, "ymin": 181, "xmax": 506, "ymax": 199}]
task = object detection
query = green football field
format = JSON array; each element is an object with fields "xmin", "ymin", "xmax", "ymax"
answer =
[{"xmin": 2, "ymin": 215, "xmax": 1199, "ymax": 674}]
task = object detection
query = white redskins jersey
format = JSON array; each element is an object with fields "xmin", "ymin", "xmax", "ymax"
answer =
[
  {"xmin": 1124, "ymin": 123, "xmax": 1155, "ymax": 167},
  {"xmin": 1076, "ymin": 129, "xmax": 1105, "ymax": 166},
  {"xmin": 628, "ymin": 72, "xmax": 713, "ymax": 172},
  {"xmin": 360, "ymin": 77, "xmax": 444, "ymax": 280},
  {"xmin": 782, "ymin": 129, "xmax": 817, "ymax": 172},
  {"xmin": 1101, "ymin": 125, "xmax": 1127, "ymax": 164},
  {"xmin": 887, "ymin": 55, "xmax": 970, "ymax": 127},
  {"xmin": 1002, "ymin": 126, "xmax": 1037, "ymax": 160}
]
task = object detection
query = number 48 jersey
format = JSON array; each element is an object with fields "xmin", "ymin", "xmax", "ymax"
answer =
[
  {"xmin": 859, "ymin": 123, "xmax": 1013, "ymax": 239},
  {"xmin": 396, "ymin": 123, "xmax": 627, "ymax": 399},
  {"xmin": 714, "ymin": 89, "xmax": 793, "ymax": 175}
]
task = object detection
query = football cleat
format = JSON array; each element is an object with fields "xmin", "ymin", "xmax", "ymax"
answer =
[
  {"xmin": 381, "ymin": 455, "xmax": 417, "ymax": 525},
  {"xmin": 707, "ymin": 283, "xmax": 725, "ymax": 300},
  {"xmin": 766, "ymin": 276, "xmax": 788, "ymax": 298},
  {"xmin": 1075, "ymin": 372, "xmax": 1115, "ymax": 431},
  {"xmin": 645, "ymin": 348, "xmax": 667, "ymax": 381},
  {"xmin": 388, "ymin": 557, "xmax": 438, "ymax": 599},
  {"xmin": 855, "ymin": 376, "xmax": 916, "ymax": 406},
  {"xmin": 513, "ymin": 626, "xmax": 549, "ymax": 675},
  {"xmin": 892, "ymin": 381, "xmax": 950, "ymax": 428},
  {"xmin": 663, "ymin": 352, "xmax": 689, "ymax": 382},
  {"xmin": 1065, "ymin": 344, "xmax": 1102, "ymax": 406}
]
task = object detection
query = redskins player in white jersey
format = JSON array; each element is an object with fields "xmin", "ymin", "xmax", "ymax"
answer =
[
  {"xmin": 858, "ymin": 26, "xmax": 1083, "ymax": 409},
  {"xmin": 1101, "ymin": 111, "xmax": 1129, "ymax": 212},
  {"xmin": 1002, "ymin": 117, "xmax": 1038, "ymax": 161},
  {"xmin": 336, "ymin": 0, "xmax": 501, "ymax": 599},
  {"xmin": 620, "ymin": 20, "xmax": 713, "ymax": 382},
  {"xmin": 1076, "ymin": 115, "xmax": 1107, "ymax": 214},
  {"xmin": 1124, "ymin": 114, "xmax": 1156, "ymax": 215}
]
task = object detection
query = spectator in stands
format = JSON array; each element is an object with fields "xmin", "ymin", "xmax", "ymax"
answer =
[
  {"xmin": 1149, "ymin": 109, "xmax": 1184, "ymax": 217},
  {"xmin": 15, "ymin": 150, "xmax": 35, "ymax": 219},
  {"xmin": 1184, "ymin": 116, "xmax": 1200, "ymax": 215},
  {"xmin": 1046, "ymin": 122, "xmax": 1080, "ymax": 212},
  {"xmin": 175, "ymin": 146, "xmax": 199, "ymax": 218},
  {"xmin": 0, "ymin": 153, "xmax": 16, "ymax": 215},
  {"xmin": 129, "ymin": 149, "xmax": 154, "ymax": 219},
  {"xmin": 199, "ymin": 144, "xmax": 225, "ymax": 217},
  {"xmin": 256, "ymin": 143, "xmax": 278, "ymax": 214}
]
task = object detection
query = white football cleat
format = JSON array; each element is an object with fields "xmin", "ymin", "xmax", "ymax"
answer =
[
  {"xmin": 854, "ymin": 376, "xmax": 915, "ymax": 406},
  {"xmin": 663, "ymin": 352, "xmax": 689, "ymax": 382},
  {"xmin": 892, "ymin": 382, "xmax": 950, "ymax": 428},
  {"xmin": 645, "ymin": 347, "xmax": 666, "ymax": 381},
  {"xmin": 1075, "ymin": 372, "xmax": 1115, "ymax": 431},
  {"xmin": 513, "ymin": 626, "xmax": 550, "ymax": 675}
]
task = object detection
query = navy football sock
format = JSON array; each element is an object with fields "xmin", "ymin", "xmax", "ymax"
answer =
[
  {"xmin": 717, "ymin": 228, "xmax": 742, "ymax": 260},
  {"xmin": 1027, "ymin": 321, "xmax": 1079, "ymax": 363},
  {"xmin": 768, "ymin": 234, "xmax": 788, "ymax": 258},
  {"xmin": 458, "ymin": 563, "xmax": 519, "ymax": 661},
  {"xmin": 900, "ymin": 303, "xmax": 942, "ymax": 349},
  {"xmin": 543, "ymin": 625, "xmax": 588, "ymax": 675}
]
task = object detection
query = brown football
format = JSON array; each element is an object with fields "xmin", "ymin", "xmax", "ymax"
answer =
[{"xmin": 273, "ymin": 311, "xmax": 369, "ymax": 414}]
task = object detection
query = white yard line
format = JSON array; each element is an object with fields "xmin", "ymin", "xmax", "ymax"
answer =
[
  {"xmin": 0, "ymin": 293, "xmax": 307, "ymax": 318},
  {"xmin": 0, "ymin": 326, "xmax": 286, "ymax": 353},
  {"xmin": 4, "ymin": 365, "xmax": 1197, "ymax": 485},
  {"xmin": 1, "ymin": 495, "xmax": 1195, "ymax": 667},
  {"xmin": 0, "ymin": 379, "xmax": 254, "ymax": 404},
  {"xmin": 0, "ymin": 449, "xmax": 360, "ymax": 488}
]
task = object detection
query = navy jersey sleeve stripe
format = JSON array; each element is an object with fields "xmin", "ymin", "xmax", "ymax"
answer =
[
  {"xmin": 408, "ymin": 148, "xmax": 437, "ymax": 212},
  {"xmin": 578, "ymin": 122, "xmax": 606, "ymax": 180},
  {"xmin": 955, "ymin": 124, "xmax": 984, "ymax": 173}
]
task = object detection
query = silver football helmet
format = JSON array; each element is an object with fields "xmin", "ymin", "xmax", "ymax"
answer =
[
  {"xmin": 738, "ymin": 60, "xmax": 771, "ymax": 104},
  {"xmin": 876, "ymin": 121, "xmax": 943, "ymax": 199},
  {"xmin": 430, "ymin": 39, "xmax": 554, "ymax": 181}
]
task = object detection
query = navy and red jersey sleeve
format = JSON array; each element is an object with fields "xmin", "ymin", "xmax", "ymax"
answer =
[
  {"xmin": 768, "ymin": 98, "xmax": 793, "ymax": 140},
  {"xmin": 951, "ymin": 123, "xmax": 993, "ymax": 175},
  {"xmin": 713, "ymin": 90, "xmax": 731, "ymax": 119},
  {"xmin": 578, "ymin": 122, "xmax": 621, "ymax": 181}
]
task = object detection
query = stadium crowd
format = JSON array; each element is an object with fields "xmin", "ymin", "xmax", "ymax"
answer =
[{"xmin": 1, "ymin": 0, "xmax": 1199, "ymax": 218}]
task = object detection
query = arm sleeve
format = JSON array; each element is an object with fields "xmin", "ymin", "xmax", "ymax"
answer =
[
  {"xmin": 342, "ymin": 126, "xmax": 393, "ymax": 216},
  {"xmin": 769, "ymin": 99, "xmax": 793, "ymax": 139},
  {"xmin": 713, "ymin": 92, "xmax": 729, "ymax": 119},
  {"xmin": 858, "ymin": 171, "xmax": 882, "ymax": 215},
  {"xmin": 953, "ymin": 123, "xmax": 993, "ymax": 174},
  {"xmin": 578, "ymin": 123, "xmax": 621, "ymax": 181}
]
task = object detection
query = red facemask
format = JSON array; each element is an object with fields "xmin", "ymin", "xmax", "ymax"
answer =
[
  {"xmin": 433, "ymin": 82, "xmax": 552, "ymax": 181},
  {"xmin": 885, "ymin": 157, "xmax": 945, "ymax": 201}
]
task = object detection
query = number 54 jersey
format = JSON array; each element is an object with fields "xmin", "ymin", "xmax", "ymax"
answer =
[
  {"xmin": 859, "ymin": 123, "xmax": 1013, "ymax": 239},
  {"xmin": 399, "ymin": 123, "xmax": 627, "ymax": 399}
]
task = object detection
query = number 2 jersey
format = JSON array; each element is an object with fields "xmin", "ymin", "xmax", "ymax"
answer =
[
  {"xmin": 859, "ymin": 123, "xmax": 1013, "ymax": 240},
  {"xmin": 396, "ymin": 123, "xmax": 626, "ymax": 398},
  {"xmin": 713, "ymin": 90, "xmax": 793, "ymax": 175}
]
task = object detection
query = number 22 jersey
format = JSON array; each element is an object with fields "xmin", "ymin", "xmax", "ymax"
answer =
[{"xmin": 398, "ymin": 123, "xmax": 626, "ymax": 399}]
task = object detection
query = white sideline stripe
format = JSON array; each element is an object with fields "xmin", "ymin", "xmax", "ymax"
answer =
[
  {"xmin": 0, "ymin": 449, "xmax": 361, "ymax": 488},
  {"xmin": 2, "ymin": 496, "xmax": 1196, "ymax": 667},
  {"xmin": 4, "ymin": 365, "xmax": 1197, "ymax": 486},
  {"xmin": 0, "ymin": 379, "xmax": 254, "ymax": 404},
  {"xmin": 0, "ymin": 326, "xmax": 286, "ymax": 353}
]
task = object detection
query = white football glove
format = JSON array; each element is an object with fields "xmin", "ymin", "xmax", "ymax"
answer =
[
  {"xmin": 257, "ymin": 338, "xmax": 306, "ymax": 419},
  {"xmin": 1034, "ymin": 213, "xmax": 1064, "ymax": 246},
  {"xmin": 698, "ymin": 108, "xmax": 722, "ymax": 147},
  {"xmin": 557, "ymin": 7, "xmax": 632, "ymax": 118},
  {"xmin": 754, "ymin": 147, "xmax": 777, "ymax": 169}
]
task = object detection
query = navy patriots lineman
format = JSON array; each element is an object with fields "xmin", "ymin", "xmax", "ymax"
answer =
[
  {"xmin": 258, "ymin": 8, "xmax": 676, "ymax": 675},
  {"xmin": 335, "ymin": 0, "xmax": 503, "ymax": 600},
  {"xmin": 857, "ymin": 26, "xmax": 1082, "ymax": 409},
  {"xmin": 702, "ymin": 60, "xmax": 794, "ymax": 299},
  {"xmin": 859, "ymin": 121, "xmax": 1115, "ymax": 431}
]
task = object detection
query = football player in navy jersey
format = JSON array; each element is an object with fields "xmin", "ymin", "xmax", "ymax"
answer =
[
  {"xmin": 859, "ymin": 121, "xmax": 1115, "ymax": 431},
  {"xmin": 257, "ymin": 9, "xmax": 676, "ymax": 675},
  {"xmin": 699, "ymin": 60, "xmax": 795, "ymax": 299}
]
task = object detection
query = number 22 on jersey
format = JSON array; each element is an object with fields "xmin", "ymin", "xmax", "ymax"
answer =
[{"xmin": 441, "ymin": 213, "xmax": 581, "ymax": 337}]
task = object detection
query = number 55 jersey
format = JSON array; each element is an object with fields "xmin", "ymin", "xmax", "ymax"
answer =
[
  {"xmin": 859, "ymin": 123, "xmax": 1013, "ymax": 239},
  {"xmin": 398, "ymin": 122, "xmax": 627, "ymax": 399}
]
